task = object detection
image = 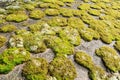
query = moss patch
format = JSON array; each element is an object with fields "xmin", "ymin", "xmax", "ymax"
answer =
[
  {"xmin": 59, "ymin": 26, "xmax": 81, "ymax": 46},
  {"xmin": 0, "ymin": 47, "xmax": 30, "ymax": 73},
  {"xmin": 60, "ymin": 8, "xmax": 73, "ymax": 17},
  {"xmin": 6, "ymin": 11, "xmax": 28, "ymax": 22},
  {"xmin": 88, "ymin": 9, "xmax": 101, "ymax": 16},
  {"xmin": 0, "ymin": 24, "xmax": 17, "ymax": 33},
  {"xmin": 80, "ymin": 27, "xmax": 100, "ymax": 41},
  {"xmin": 114, "ymin": 41, "xmax": 120, "ymax": 51},
  {"xmin": 45, "ymin": 36, "xmax": 74, "ymax": 56},
  {"xmin": 49, "ymin": 56, "xmax": 77, "ymax": 80},
  {"xmin": 29, "ymin": 9, "xmax": 45, "ymax": 19},
  {"xmin": 74, "ymin": 51, "xmax": 107, "ymax": 80},
  {"xmin": 45, "ymin": 8, "xmax": 60, "ymax": 16},
  {"xmin": 9, "ymin": 30, "xmax": 47, "ymax": 53},
  {"xmin": 95, "ymin": 46, "xmax": 120, "ymax": 72},
  {"xmin": 48, "ymin": 16, "xmax": 67, "ymax": 27},
  {"xmin": 22, "ymin": 58, "xmax": 48, "ymax": 80},
  {"xmin": 78, "ymin": 3, "xmax": 90, "ymax": 10},
  {"xmin": 0, "ymin": 35, "xmax": 6, "ymax": 48}
]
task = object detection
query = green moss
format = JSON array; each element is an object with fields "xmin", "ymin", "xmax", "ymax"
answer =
[
  {"xmin": 74, "ymin": 51, "xmax": 106, "ymax": 80},
  {"xmin": 0, "ymin": 47, "xmax": 30, "ymax": 73},
  {"xmin": 74, "ymin": 51, "xmax": 94, "ymax": 70},
  {"xmin": 29, "ymin": 9, "xmax": 45, "ymax": 19},
  {"xmin": 39, "ymin": 3, "xmax": 60, "ymax": 9},
  {"xmin": 78, "ymin": 3, "xmax": 90, "ymax": 10},
  {"xmin": 0, "ymin": 24, "xmax": 17, "ymax": 32},
  {"xmin": 72, "ymin": 10, "xmax": 81, "ymax": 16},
  {"xmin": 79, "ymin": 12, "xmax": 96, "ymax": 24},
  {"xmin": 41, "ymin": 0, "xmax": 74, "ymax": 3},
  {"xmin": 6, "ymin": 11, "xmax": 28, "ymax": 22},
  {"xmin": 114, "ymin": 41, "xmax": 120, "ymax": 51},
  {"xmin": 49, "ymin": 56, "xmax": 77, "ymax": 80},
  {"xmin": 80, "ymin": 28, "xmax": 100, "ymax": 41},
  {"xmin": 68, "ymin": 17, "xmax": 85, "ymax": 31},
  {"xmin": 0, "ymin": 15, "xmax": 6, "ymax": 24},
  {"xmin": 45, "ymin": 8, "xmax": 60, "ymax": 16},
  {"xmin": 22, "ymin": 58, "xmax": 48, "ymax": 80},
  {"xmin": 13, "ymin": 31, "xmax": 47, "ymax": 53},
  {"xmin": 24, "ymin": 4, "xmax": 35, "ymax": 10},
  {"xmin": 0, "ymin": 63, "xmax": 14, "ymax": 74},
  {"xmin": 45, "ymin": 36, "xmax": 74, "ymax": 55},
  {"xmin": 59, "ymin": 26, "xmax": 81, "ymax": 46},
  {"xmin": 29, "ymin": 21, "xmax": 45, "ymax": 32},
  {"xmin": 0, "ymin": 35, "xmax": 6, "ymax": 48},
  {"xmin": 88, "ymin": 66, "xmax": 107, "ymax": 80},
  {"xmin": 60, "ymin": 0, "xmax": 74, "ymax": 2},
  {"xmin": 89, "ymin": 20, "xmax": 113, "ymax": 44},
  {"xmin": 47, "ymin": 17, "xmax": 67, "ymax": 27},
  {"xmin": 88, "ymin": 9, "xmax": 101, "ymax": 16},
  {"xmin": 90, "ymin": 4, "xmax": 101, "ymax": 10},
  {"xmin": 60, "ymin": 8, "xmax": 73, "ymax": 17},
  {"xmin": 95, "ymin": 46, "xmax": 120, "ymax": 72}
]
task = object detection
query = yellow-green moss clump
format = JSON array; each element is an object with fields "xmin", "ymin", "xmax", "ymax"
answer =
[
  {"xmin": 41, "ymin": 0, "xmax": 74, "ymax": 3},
  {"xmin": 89, "ymin": 20, "xmax": 113, "ymax": 44},
  {"xmin": 22, "ymin": 58, "xmax": 48, "ymax": 80},
  {"xmin": 48, "ymin": 17, "xmax": 67, "ymax": 27},
  {"xmin": 49, "ymin": 56, "xmax": 77, "ymax": 80},
  {"xmin": 28, "ymin": 21, "xmax": 45, "ymax": 32},
  {"xmin": 0, "ymin": 24, "xmax": 17, "ymax": 33},
  {"xmin": 24, "ymin": 4, "xmax": 35, "ymax": 11},
  {"xmin": 114, "ymin": 41, "xmax": 120, "ymax": 51},
  {"xmin": 45, "ymin": 36, "xmax": 74, "ymax": 56},
  {"xmin": 95, "ymin": 46, "xmax": 120, "ymax": 72},
  {"xmin": 60, "ymin": 8, "xmax": 73, "ymax": 17},
  {"xmin": 29, "ymin": 9, "xmax": 45, "ymax": 19},
  {"xmin": 45, "ymin": 8, "xmax": 60, "ymax": 16},
  {"xmin": 0, "ymin": 35, "xmax": 6, "ymax": 48},
  {"xmin": 78, "ymin": 3, "xmax": 90, "ymax": 10},
  {"xmin": 68, "ymin": 17, "xmax": 85, "ymax": 31},
  {"xmin": 6, "ymin": 11, "xmax": 28, "ymax": 22},
  {"xmin": 88, "ymin": 9, "xmax": 101, "ymax": 16},
  {"xmin": 9, "ymin": 30, "xmax": 47, "ymax": 53},
  {"xmin": 39, "ymin": 3, "xmax": 60, "ymax": 9},
  {"xmin": 74, "ymin": 51, "xmax": 107, "ymax": 80},
  {"xmin": 59, "ymin": 26, "xmax": 81, "ymax": 46},
  {"xmin": 80, "ymin": 28, "xmax": 100, "ymax": 41},
  {"xmin": 0, "ymin": 47, "xmax": 30, "ymax": 74}
]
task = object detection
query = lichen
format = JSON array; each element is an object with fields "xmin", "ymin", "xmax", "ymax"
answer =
[
  {"xmin": 0, "ymin": 35, "xmax": 6, "ymax": 48},
  {"xmin": 22, "ymin": 58, "xmax": 48, "ymax": 80},
  {"xmin": 0, "ymin": 24, "xmax": 17, "ymax": 33},
  {"xmin": 45, "ymin": 8, "xmax": 60, "ymax": 16},
  {"xmin": 29, "ymin": 9, "xmax": 45, "ymax": 19},
  {"xmin": 49, "ymin": 56, "xmax": 77, "ymax": 80},
  {"xmin": 0, "ymin": 47, "xmax": 30, "ymax": 73},
  {"xmin": 47, "ymin": 16, "xmax": 67, "ymax": 27},
  {"xmin": 95, "ymin": 46, "xmax": 120, "ymax": 72},
  {"xmin": 6, "ymin": 11, "xmax": 28, "ymax": 22}
]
